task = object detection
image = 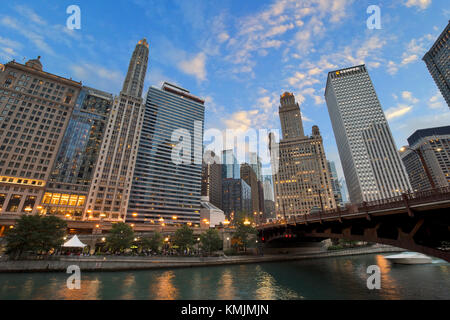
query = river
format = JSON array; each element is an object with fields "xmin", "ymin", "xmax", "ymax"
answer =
[{"xmin": 0, "ymin": 253, "xmax": 448, "ymax": 300}]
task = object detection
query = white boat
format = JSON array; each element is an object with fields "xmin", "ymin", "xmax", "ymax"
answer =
[{"xmin": 385, "ymin": 252, "xmax": 433, "ymax": 265}]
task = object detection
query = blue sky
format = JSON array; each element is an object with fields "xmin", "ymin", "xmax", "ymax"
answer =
[{"xmin": 0, "ymin": 0, "xmax": 449, "ymax": 181}]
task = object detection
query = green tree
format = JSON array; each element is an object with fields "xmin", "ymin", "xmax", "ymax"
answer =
[
  {"xmin": 232, "ymin": 220, "xmax": 257, "ymax": 252},
  {"xmin": 5, "ymin": 215, "xmax": 67, "ymax": 259},
  {"xmin": 141, "ymin": 232, "xmax": 164, "ymax": 253},
  {"xmin": 200, "ymin": 229, "xmax": 222, "ymax": 255},
  {"xmin": 173, "ymin": 225, "xmax": 195, "ymax": 253},
  {"xmin": 105, "ymin": 223, "xmax": 135, "ymax": 253}
]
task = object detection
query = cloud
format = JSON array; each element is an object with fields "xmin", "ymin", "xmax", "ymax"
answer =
[
  {"xmin": 388, "ymin": 33, "xmax": 436, "ymax": 74},
  {"xmin": 70, "ymin": 63, "xmax": 123, "ymax": 93},
  {"xmin": 14, "ymin": 5, "xmax": 47, "ymax": 25},
  {"xmin": 385, "ymin": 104, "xmax": 413, "ymax": 120},
  {"xmin": 178, "ymin": 52, "xmax": 207, "ymax": 81},
  {"xmin": 428, "ymin": 91, "xmax": 446, "ymax": 110},
  {"xmin": 404, "ymin": 0, "xmax": 432, "ymax": 10},
  {"xmin": 223, "ymin": 0, "xmax": 354, "ymax": 74},
  {"xmin": 401, "ymin": 91, "xmax": 419, "ymax": 104},
  {"xmin": 218, "ymin": 32, "xmax": 230, "ymax": 43}
]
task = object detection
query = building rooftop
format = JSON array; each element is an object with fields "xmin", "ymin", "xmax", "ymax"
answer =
[{"xmin": 408, "ymin": 125, "xmax": 450, "ymax": 147}]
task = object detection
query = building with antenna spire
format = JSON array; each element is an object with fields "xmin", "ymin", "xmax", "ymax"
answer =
[
  {"xmin": 84, "ymin": 39, "xmax": 149, "ymax": 221},
  {"xmin": 271, "ymin": 92, "xmax": 336, "ymax": 218}
]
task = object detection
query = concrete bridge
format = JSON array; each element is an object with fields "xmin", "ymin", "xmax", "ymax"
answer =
[{"xmin": 258, "ymin": 187, "xmax": 450, "ymax": 262}]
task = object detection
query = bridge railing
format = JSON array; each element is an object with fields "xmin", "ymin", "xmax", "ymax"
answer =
[{"xmin": 275, "ymin": 186, "xmax": 450, "ymax": 225}]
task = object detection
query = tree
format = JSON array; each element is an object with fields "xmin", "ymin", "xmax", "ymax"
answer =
[
  {"xmin": 105, "ymin": 223, "xmax": 135, "ymax": 253},
  {"xmin": 232, "ymin": 220, "xmax": 257, "ymax": 252},
  {"xmin": 200, "ymin": 229, "xmax": 222, "ymax": 255},
  {"xmin": 173, "ymin": 225, "xmax": 195, "ymax": 253},
  {"xmin": 5, "ymin": 215, "xmax": 67, "ymax": 259},
  {"xmin": 141, "ymin": 232, "xmax": 164, "ymax": 253}
]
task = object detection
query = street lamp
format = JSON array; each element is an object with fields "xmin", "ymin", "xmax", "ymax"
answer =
[{"xmin": 400, "ymin": 146, "xmax": 439, "ymax": 190}]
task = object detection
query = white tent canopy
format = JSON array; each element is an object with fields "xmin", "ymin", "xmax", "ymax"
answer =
[{"xmin": 62, "ymin": 235, "xmax": 87, "ymax": 248}]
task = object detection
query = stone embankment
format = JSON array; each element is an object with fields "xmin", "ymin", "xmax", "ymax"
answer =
[{"xmin": 0, "ymin": 245, "xmax": 404, "ymax": 273}]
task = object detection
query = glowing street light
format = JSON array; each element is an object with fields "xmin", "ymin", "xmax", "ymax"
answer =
[{"xmin": 243, "ymin": 219, "xmax": 251, "ymax": 226}]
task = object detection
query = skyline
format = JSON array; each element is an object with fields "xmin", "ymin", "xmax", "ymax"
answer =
[{"xmin": 1, "ymin": 0, "xmax": 449, "ymax": 181}]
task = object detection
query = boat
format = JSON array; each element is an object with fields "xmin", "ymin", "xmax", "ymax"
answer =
[{"xmin": 385, "ymin": 252, "xmax": 433, "ymax": 265}]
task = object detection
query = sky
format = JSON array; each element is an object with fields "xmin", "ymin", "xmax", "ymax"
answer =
[{"xmin": 0, "ymin": 0, "xmax": 449, "ymax": 183}]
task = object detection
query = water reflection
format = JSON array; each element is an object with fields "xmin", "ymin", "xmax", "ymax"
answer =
[
  {"xmin": 152, "ymin": 271, "xmax": 178, "ymax": 300},
  {"xmin": 0, "ymin": 254, "xmax": 448, "ymax": 300},
  {"xmin": 121, "ymin": 274, "xmax": 136, "ymax": 300},
  {"xmin": 58, "ymin": 278, "xmax": 100, "ymax": 300},
  {"xmin": 217, "ymin": 269, "xmax": 235, "ymax": 300},
  {"xmin": 376, "ymin": 255, "xmax": 401, "ymax": 300}
]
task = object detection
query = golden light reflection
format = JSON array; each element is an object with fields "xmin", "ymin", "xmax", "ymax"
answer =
[
  {"xmin": 57, "ymin": 278, "xmax": 100, "ymax": 300},
  {"xmin": 217, "ymin": 269, "xmax": 236, "ymax": 300},
  {"xmin": 153, "ymin": 271, "xmax": 178, "ymax": 300},
  {"xmin": 375, "ymin": 254, "xmax": 401, "ymax": 300},
  {"xmin": 121, "ymin": 274, "xmax": 136, "ymax": 300}
]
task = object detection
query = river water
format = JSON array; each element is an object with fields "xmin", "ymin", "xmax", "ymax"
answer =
[{"xmin": 0, "ymin": 253, "xmax": 448, "ymax": 300}]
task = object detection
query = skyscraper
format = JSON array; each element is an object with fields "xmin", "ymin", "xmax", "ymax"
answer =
[
  {"xmin": 400, "ymin": 125, "xmax": 450, "ymax": 191},
  {"xmin": 249, "ymin": 152, "xmax": 263, "ymax": 182},
  {"xmin": 327, "ymin": 161, "xmax": 343, "ymax": 207},
  {"xmin": 240, "ymin": 163, "xmax": 260, "ymax": 214},
  {"xmin": 43, "ymin": 86, "xmax": 113, "ymax": 220},
  {"xmin": 127, "ymin": 82, "xmax": 205, "ymax": 225},
  {"xmin": 222, "ymin": 178, "xmax": 252, "ymax": 218},
  {"xmin": 325, "ymin": 65, "xmax": 411, "ymax": 203},
  {"xmin": 0, "ymin": 57, "xmax": 81, "ymax": 216},
  {"xmin": 263, "ymin": 175, "xmax": 275, "ymax": 219},
  {"xmin": 222, "ymin": 149, "xmax": 239, "ymax": 179},
  {"xmin": 84, "ymin": 39, "xmax": 149, "ymax": 221},
  {"xmin": 423, "ymin": 21, "xmax": 450, "ymax": 108},
  {"xmin": 272, "ymin": 92, "xmax": 336, "ymax": 217},
  {"xmin": 201, "ymin": 150, "xmax": 223, "ymax": 210}
]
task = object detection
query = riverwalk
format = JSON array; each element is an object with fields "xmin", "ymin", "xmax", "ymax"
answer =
[{"xmin": 0, "ymin": 245, "xmax": 403, "ymax": 273}]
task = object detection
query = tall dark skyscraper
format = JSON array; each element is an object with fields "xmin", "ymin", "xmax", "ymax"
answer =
[
  {"xmin": 222, "ymin": 178, "xmax": 252, "ymax": 218},
  {"xmin": 240, "ymin": 163, "xmax": 260, "ymax": 214},
  {"xmin": 127, "ymin": 82, "xmax": 205, "ymax": 225},
  {"xmin": 85, "ymin": 39, "xmax": 149, "ymax": 221},
  {"xmin": 423, "ymin": 21, "xmax": 450, "ymax": 108},
  {"xmin": 201, "ymin": 150, "xmax": 223, "ymax": 210},
  {"xmin": 325, "ymin": 65, "xmax": 411, "ymax": 204}
]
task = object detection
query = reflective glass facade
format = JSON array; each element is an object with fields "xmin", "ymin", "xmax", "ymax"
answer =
[
  {"xmin": 43, "ymin": 87, "xmax": 112, "ymax": 220},
  {"xmin": 127, "ymin": 83, "xmax": 205, "ymax": 225}
]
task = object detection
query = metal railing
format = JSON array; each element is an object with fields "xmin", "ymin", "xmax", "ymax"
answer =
[{"xmin": 262, "ymin": 186, "xmax": 450, "ymax": 227}]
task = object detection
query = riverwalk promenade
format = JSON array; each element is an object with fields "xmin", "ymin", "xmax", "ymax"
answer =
[{"xmin": 0, "ymin": 245, "xmax": 403, "ymax": 273}]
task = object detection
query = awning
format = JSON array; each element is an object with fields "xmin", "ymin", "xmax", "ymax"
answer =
[{"xmin": 62, "ymin": 235, "xmax": 87, "ymax": 248}]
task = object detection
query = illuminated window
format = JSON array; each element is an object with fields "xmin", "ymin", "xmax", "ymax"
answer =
[
  {"xmin": 77, "ymin": 196, "xmax": 86, "ymax": 207},
  {"xmin": 43, "ymin": 193, "xmax": 52, "ymax": 204},
  {"xmin": 68, "ymin": 195, "xmax": 78, "ymax": 206},
  {"xmin": 51, "ymin": 193, "xmax": 61, "ymax": 205},
  {"xmin": 60, "ymin": 194, "xmax": 69, "ymax": 206}
]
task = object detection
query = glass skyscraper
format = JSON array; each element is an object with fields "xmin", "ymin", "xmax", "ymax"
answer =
[
  {"xmin": 325, "ymin": 65, "xmax": 411, "ymax": 204},
  {"xmin": 222, "ymin": 149, "xmax": 239, "ymax": 179},
  {"xmin": 43, "ymin": 86, "xmax": 112, "ymax": 219},
  {"xmin": 127, "ymin": 82, "xmax": 205, "ymax": 225}
]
